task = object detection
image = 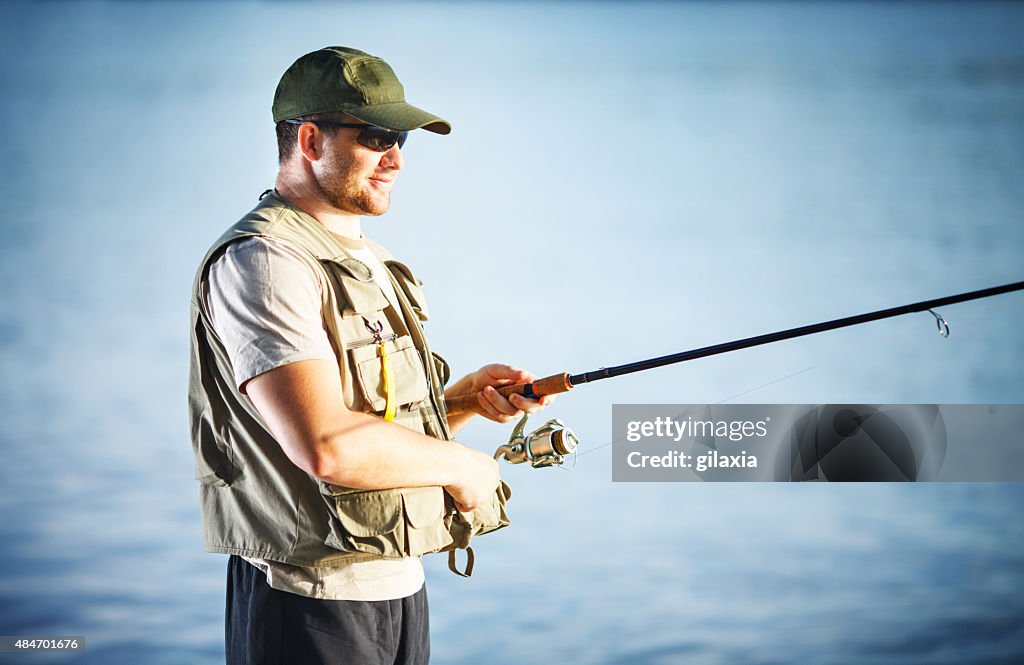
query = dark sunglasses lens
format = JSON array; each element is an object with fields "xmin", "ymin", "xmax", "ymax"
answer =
[{"xmin": 357, "ymin": 127, "xmax": 408, "ymax": 152}]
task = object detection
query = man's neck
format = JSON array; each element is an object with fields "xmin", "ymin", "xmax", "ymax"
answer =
[{"xmin": 274, "ymin": 173, "xmax": 363, "ymax": 240}]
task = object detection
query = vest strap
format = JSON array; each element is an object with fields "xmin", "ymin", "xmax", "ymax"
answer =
[
  {"xmin": 380, "ymin": 340, "xmax": 397, "ymax": 422},
  {"xmin": 363, "ymin": 316, "xmax": 398, "ymax": 422},
  {"xmin": 447, "ymin": 547, "xmax": 475, "ymax": 577}
]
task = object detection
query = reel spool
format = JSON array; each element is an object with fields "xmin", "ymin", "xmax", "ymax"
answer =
[{"xmin": 493, "ymin": 414, "xmax": 579, "ymax": 468}]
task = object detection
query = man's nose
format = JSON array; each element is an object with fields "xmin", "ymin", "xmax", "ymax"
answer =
[{"xmin": 381, "ymin": 143, "xmax": 404, "ymax": 170}]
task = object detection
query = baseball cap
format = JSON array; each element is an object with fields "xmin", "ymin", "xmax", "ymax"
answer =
[{"xmin": 272, "ymin": 46, "xmax": 451, "ymax": 135}]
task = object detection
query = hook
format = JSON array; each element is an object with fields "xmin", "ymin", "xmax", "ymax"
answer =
[{"xmin": 928, "ymin": 309, "xmax": 950, "ymax": 338}]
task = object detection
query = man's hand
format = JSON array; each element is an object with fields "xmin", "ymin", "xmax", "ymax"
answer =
[
  {"xmin": 444, "ymin": 363, "xmax": 555, "ymax": 433},
  {"xmin": 444, "ymin": 446, "xmax": 501, "ymax": 512}
]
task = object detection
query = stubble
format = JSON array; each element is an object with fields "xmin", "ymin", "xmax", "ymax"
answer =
[{"xmin": 312, "ymin": 148, "xmax": 390, "ymax": 217}]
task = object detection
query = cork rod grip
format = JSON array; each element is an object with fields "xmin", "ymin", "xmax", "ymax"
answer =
[{"xmin": 444, "ymin": 372, "xmax": 573, "ymax": 418}]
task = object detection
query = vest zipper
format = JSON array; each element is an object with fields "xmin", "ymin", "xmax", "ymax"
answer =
[
  {"xmin": 381, "ymin": 265, "xmax": 451, "ymax": 441},
  {"xmin": 348, "ymin": 333, "xmax": 398, "ymax": 350}
]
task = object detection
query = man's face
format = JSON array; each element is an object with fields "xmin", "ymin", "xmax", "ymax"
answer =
[{"xmin": 310, "ymin": 124, "xmax": 403, "ymax": 217}]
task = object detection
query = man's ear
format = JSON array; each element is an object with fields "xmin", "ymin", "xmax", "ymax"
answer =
[{"xmin": 297, "ymin": 122, "xmax": 322, "ymax": 162}]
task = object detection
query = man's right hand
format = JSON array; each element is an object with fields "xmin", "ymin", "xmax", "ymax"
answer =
[{"xmin": 445, "ymin": 447, "xmax": 501, "ymax": 512}]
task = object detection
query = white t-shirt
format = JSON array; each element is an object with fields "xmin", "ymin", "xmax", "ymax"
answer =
[{"xmin": 203, "ymin": 235, "xmax": 424, "ymax": 601}]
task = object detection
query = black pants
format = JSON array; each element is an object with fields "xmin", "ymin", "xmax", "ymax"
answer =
[{"xmin": 225, "ymin": 556, "xmax": 430, "ymax": 664}]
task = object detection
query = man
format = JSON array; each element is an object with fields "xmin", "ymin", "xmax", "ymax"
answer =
[{"xmin": 187, "ymin": 46, "xmax": 551, "ymax": 664}]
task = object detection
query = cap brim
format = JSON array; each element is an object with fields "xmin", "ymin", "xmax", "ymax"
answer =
[{"xmin": 346, "ymin": 102, "xmax": 451, "ymax": 135}]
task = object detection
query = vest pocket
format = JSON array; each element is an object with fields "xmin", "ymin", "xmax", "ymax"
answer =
[
  {"xmin": 350, "ymin": 335, "xmax": 429, "ymax": 413},
  {"xmin": 431, "ymin": 352, "xmax": 451, "ymax": 387},
  {"xmin": 323, "ymin": 258, "xmax": 391, "ymax": 317},
  {"xmin": 192, "ymin": 413, "xmax": 234, "ymax": 486},
  {"xmin": 444, "ymin": 481, "xmax": 513, "ymax": 550},
  {"xmin": 324, "ymin": 485, "xmax": 453, "ymax": 558},
  {"xmin": 402, "ymin": 486, "xmax": 455, "ymax": 554},
  {"xmin": 386, "ymin": 260, "xmax": 429, "ymax": 321}
]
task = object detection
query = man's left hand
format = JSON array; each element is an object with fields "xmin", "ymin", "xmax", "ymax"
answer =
[{"xmin": 445, "ymin": 364, "xmax": 554, "ymax": 430}]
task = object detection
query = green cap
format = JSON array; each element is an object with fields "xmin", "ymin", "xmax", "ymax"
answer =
[{"xmin": 272, "ymin": 46, "xmax": 451, "ymax": 135}]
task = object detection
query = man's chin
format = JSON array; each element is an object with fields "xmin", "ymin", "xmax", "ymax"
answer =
[
  {"xmin": 358, "ymin": 205, "xmax": 389, "ymax": 217},
  {"xmin": 358, "ymin": 195, "xmax": 391, "ymax": 217},
  {"xmin": 335, "ymin": 196, "xmax": 389, "ymax": 217}
]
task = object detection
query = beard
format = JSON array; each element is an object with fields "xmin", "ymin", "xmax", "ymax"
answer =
[{"xmin": 312, "ymin": 149, "xmax": 390, "ymax": 217}]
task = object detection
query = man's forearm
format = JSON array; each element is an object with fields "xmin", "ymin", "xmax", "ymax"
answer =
[
  {"xmin": 310, "ymin": 410, "xmax": 501, "ymax": 510},
  {"xmin": 245, "ymin": 359, "xmax": 501, "ymax": 509},
  {"xmin": 312, "ymin": 409, "xmax": 475, "ymax": 489},
  {"xmin": 446, "ymin": 414, "xmax": 474, "ymax": 435},
  {"xmin": 443, "ymin": 374, "xmax": 475, "ymax": 434}
]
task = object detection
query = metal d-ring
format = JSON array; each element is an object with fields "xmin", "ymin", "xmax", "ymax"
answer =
[
  {"xmin": 363, "ymin": 317, "xmax": 385, "ymax": 339},
  {"xmin": 928, "ymin": 309, "xmax": 950, "ymax": 338}
]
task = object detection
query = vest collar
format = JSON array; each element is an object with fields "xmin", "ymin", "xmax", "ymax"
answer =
[
  {"xmin": 255, "ymin": 190, "xmax": 360, "ymax": 263},
  {"xmin": 199, "ymin": 189, "xmax": 399, "ymax": 292}
]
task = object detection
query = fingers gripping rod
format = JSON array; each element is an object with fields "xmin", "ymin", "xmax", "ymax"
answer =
[{"xmin": 447, "ymin": 372, "xmax": 575, "ymax": 418}]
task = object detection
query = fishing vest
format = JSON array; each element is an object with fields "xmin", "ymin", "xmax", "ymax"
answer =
[{"xmin": 188, "ymin": 191, "xmax": 509, "ymax": 575}]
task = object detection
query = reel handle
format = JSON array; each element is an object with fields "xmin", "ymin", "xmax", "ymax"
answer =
[{"xmin": 445, "ymin": 372, "xmax": 574, "ymax": 418}]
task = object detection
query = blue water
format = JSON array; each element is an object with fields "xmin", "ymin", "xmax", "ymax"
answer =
[{"xmin": 0, "ymin": 1, "xmax": 1022, "ymax": 663}]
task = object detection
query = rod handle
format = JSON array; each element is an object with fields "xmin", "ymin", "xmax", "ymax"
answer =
[{"xmin": 445, "ymin": 372, "xmax": 573, "ymax": 418}]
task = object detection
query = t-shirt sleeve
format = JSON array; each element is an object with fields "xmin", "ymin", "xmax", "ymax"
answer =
[{"xmin": 203, "ymin": 236, "xmax": 338, "ymax": 392}]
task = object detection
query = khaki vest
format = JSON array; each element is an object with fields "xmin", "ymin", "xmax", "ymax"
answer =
[{"xmin": 188, "ymin": 191, "xmax": 508, "ymax": 573}]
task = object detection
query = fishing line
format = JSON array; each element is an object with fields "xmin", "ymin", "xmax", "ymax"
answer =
[
  {"xmin": 571, "ymin": 365, "xmax": 820, "ymax": 461},
  {"xmin": 453, "ymin": 280, "xmax": 1024, "ymax": 420},
  {"xmin": 484, "ymin": 280, "xmax": 1024, "ymax": 469},
  {"xmin": 548, "ymin": 285, "xmax": 1023, "ymax": 463}
]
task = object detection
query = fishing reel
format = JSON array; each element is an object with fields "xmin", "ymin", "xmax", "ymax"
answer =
[{"xmin": 493, "ymin": 414, "xmax": 579, "ymax": 468}]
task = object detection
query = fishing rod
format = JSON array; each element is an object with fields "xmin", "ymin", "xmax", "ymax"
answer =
[{"xmin": 450, "ymin": 279, "xmax": 1024, "ymax": 421}]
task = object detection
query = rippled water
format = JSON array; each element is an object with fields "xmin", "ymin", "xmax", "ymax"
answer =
[{"xmin": 0, "ymin": 1, "xmax": 1022, "ymax": 663}]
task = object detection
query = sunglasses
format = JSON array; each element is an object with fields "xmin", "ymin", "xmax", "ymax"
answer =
[{"xmin": 286, "ymin": 119, "xmax": 408, "ymax": 152}]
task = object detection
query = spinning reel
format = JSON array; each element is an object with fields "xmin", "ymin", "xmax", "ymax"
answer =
[{"xmin": 493, "ymin": 414, "xmax": 579, "ymax": 468}]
